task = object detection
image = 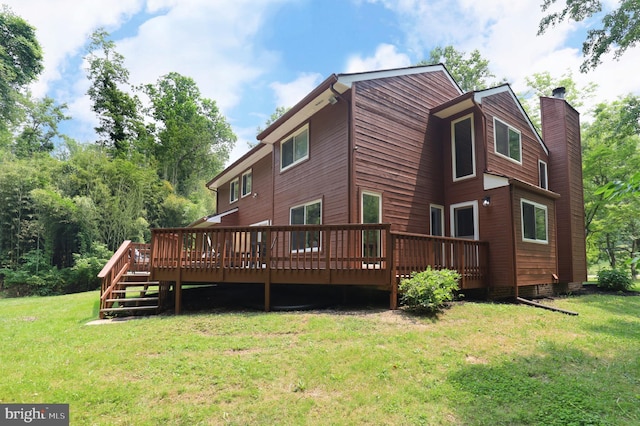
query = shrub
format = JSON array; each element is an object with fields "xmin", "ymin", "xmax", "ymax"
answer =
[
  {"xmin": 597, "ymin": 269, "xmax": 632, "ymax": 292},
  {"xmin": 399, "ymin": 267, "xmax": 461, "ymax": 313}
]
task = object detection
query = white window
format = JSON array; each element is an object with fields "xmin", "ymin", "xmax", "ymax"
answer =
[
  {"xmin": 430, "ymin": 204, "xmax": 444, "ymax": 236},
  {"xmin": 229, "ymin": 178, "xmax": 239, "ymax": 203},
  {"xmin": 281, "ymin": 125, "xmax": 309, "ymax": 171},
  {"xmin": 452, "ymin": 114, "xmax": 476, "ymax": 181},
  {"xmin": 521, "ymin": 199, "xmax": 548, "ymax": 244},
  {"xmin": 290, "ymin": 199, "xmax": 322, "ymax": 251},
  {"xmin": 241, "ymin": 169, "xmax": 252, "ymax": 197},
  {"xmin": 538, "ymin": 160, "xmax": 548, "ymax": 190},
  {"xmin": 450, "ymin": 200, "xmax": 479, "ymax": 240},
  {"xmin": 494, "ymin": 118, "xmax": 522, "ymax": 163}
]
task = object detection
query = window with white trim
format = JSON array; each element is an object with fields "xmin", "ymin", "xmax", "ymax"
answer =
[
  {"xmin": 281, "ymin": 125, "xmax": 309, "ymax": 171},
  {"xmin": 494, "ymin": 118, "xmax": 522, "ymax": 163},
  {"xmin": 538, "ymin": 160, "xmax": 548, "ymax": 190},
  {"xmin": 450, "ymin": 201, "xmax": 479, "ymax": 240},
  {"xmin": 452, "ymin": 114, "xmax": 476, "ymax": 181},
  {"xmin": 290, "ymin": 199, "xmax": 321, "ymax": 251},
  {"xmin": 229, "ymin": 178, "xmax": 239, "ymax": 203},
  {"xmin": 241, "ymin": 169, "xmax": 252, "ymax": 197},
  {"xmin": 521, "ymin": 199, "xmax": 548, "ymax": 243}
]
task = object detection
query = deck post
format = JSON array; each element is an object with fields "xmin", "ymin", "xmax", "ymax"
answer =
[
  {"xmin": 175, "ymin": 229, "xmax": 184, "ymax": 314},
  {"xmin": 387, "ymin": 226, "xmax": 398, "ymax": 310},
  {"xmin": 264, "ymin": 228, "xmax": 271, "ymax": 312},
  {"xmin": 175, "ymin": 279, "xmax": 182, "ymax": 315}
]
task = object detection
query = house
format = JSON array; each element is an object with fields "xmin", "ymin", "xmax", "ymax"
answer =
[
  {"xmin": 204, "ymin": 64, "xmax": 586, "ymax": 299},
  {"xmin": 98, "ymin": 64, "xmax": 587, "ymax": 317}
]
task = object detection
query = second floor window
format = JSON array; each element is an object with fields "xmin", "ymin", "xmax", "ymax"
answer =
[
  {"xmin": 281, "ymin": 126, "xmax": 309, "ymax": 171},
  {"xmin": 452, "ymin": 114, "xmax": 475, "ymax": 181},
  {"xmin": 495, "ymin": 118, "xmax": 522, "ymax": 163},
  {"xmin": 241, "ymin": 170, "xmax": 252, "ymax": 197},
  {"xmin": 539, "ymin": 160, "xmax": 548, "ymax": 190},
  {"xmin": 230, "ymin": 178, "xmax": 239, "ymax": 203}
]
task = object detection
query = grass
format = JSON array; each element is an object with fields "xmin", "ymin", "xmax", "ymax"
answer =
[{"xmin": 0, "ymin": 290, "xmax": 639, "ymax": 425}]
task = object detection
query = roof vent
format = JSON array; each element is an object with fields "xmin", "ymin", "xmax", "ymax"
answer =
[{"xmin": 552, "ymin": 87, "xmax": 566, "ymax": 99}]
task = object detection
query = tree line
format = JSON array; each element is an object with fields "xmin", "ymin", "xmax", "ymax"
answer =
[{"xmin": 0, "ymin": 8, "xmax": 235, "ymax": 295}]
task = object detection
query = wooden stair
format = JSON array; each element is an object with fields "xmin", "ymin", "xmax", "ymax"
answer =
[{"xmin": 100, "ymin": 272, "xmax": 161, "ymax": 317}]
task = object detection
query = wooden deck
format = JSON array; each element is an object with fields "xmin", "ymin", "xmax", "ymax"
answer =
[{"xmin": 98, "ymin": 224, "xmax": 489, "ymax": 317}]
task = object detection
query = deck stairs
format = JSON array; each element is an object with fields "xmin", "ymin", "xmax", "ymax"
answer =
[{"xmin": 100, "ymin": 271, "xmax": 161, "ymax": 317}]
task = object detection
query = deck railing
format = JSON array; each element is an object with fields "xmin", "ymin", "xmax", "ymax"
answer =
[
  {"xmin": 98, "ymin": 224, "xmax": 489, "ymax": 313},
  {"xmin": 391, "ymin": 231, "xmax": 489, "ymax": 289},
  {"xmin": 151, "ymin": 223, "xmax": 392, "ymax": 280}
]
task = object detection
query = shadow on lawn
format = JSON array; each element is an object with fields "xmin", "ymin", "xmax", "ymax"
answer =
[{"xmin": 447, "ymin": 342, "xmax": 639, "ymax": 425}]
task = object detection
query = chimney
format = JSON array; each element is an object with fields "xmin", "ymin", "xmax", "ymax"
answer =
[
  {"xmin": 552, "ymin": 87, "xmax": 566, "ymax": 99},
  {"xmin": 540, "ymin": 94, "xmax": 587, "ymax": 285}
]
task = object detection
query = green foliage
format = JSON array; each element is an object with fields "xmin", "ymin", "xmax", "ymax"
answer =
[
  {"xmin": 539, "ymin": 0, "xmax": 640, "ymax": 71},
  {"xmin": 0, "ymin": 6, "xmax": 43, "ymax": 128},
  {"xmin": 399, "ymin": 267, "xmax": 461, "ymax": 313},
  {"xmin": 84, "ymin": 28, "xmax": 147, "ymax": 157},
  {"xmin": 597, "ymin": 269, "xmax": 633, "ymax": 291},
  {"xmin": 0, "ymin": 250, "xmax": 64, "ymax": 296},
  {"xmin": 143, "ymin": 72, "xmax": 235, "ymax": 196},
  {"xmin": 519, "ymin": 70, "xmax": 597, "ymax": 132},
  {"xmin": 417, "ymin": 46, "xmax": 500, "ymax": 92},
  {"xmin": 65, "ymin": 243, "xmax": 113, "ymax": 293},
  {"xmin": 581, "ymin": 95, "xmax": 640, "ymax": 273},
  {"xmin": 12, "ymin": 95, "xmax": 69, "ymax": 158}
]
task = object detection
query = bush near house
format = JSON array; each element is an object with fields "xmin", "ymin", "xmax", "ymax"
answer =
[
  {"xmin": 399, "ymin": 267, "xmax": 461, "ymax": 313},
  {"xmin": 596, "ymin": 269, "xmax": 633, "ymax": 292}
]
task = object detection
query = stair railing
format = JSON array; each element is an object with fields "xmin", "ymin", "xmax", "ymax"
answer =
[{"xmin": 98, "ymin": 240, "xmax": 134, "ymax": 318}]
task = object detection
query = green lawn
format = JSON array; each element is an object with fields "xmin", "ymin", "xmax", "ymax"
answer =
[{"xmin": 0, "ymin": 290, "xmax": 638, "ymax": 425}]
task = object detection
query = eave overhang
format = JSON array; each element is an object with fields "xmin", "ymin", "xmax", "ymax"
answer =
[
  {"xmin": 206, "ymin": 143, "xmax": 272, "ymax": 191},
  {"xmin": 188, "ymin": 208, "xmax": 239, "ymax": 228}
]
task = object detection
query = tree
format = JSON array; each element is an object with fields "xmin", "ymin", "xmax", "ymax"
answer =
[
  {"xmin": 12, "ymin": 95, "xmax": 69, "ymax": 158},
  {"xmin": 143, "ymin": 72, "xmax": 236, "ymax": 196},
  {"xmin": 519, "ymin": 70, "xmax": 597, "ymax": 132},
  {"xmin": 417, "ymin": 46, "xmax": 499, "ymax": 92},
  {"xmin": 581, "ymin": 95, "xmax": 640, "ymax": 273},
  {"xmin": 0, "ymin": 6, "xmax": 43, "ymax": 129},
  {"xmin": 538, "ymin": 0, "xmax": 640, "ymax": 71},
  {"xmin": 84, "ymin": 29, "xmax": 146, "ymax": 158}
]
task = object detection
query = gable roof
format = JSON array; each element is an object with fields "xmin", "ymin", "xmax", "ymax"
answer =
[
  {"xmin": 432, "ymin": 84, "xmax": 548, "ymax": 155},
  {"xmin": 256, "ymin": 64, "xmax": 462, "ymax": 145}
]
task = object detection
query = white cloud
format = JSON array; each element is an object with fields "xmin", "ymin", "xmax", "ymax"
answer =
[
  {"xmin": 3, "ymin": 0, "xmax": 145, "ymax": 98},
  {"xmin": 365, "ymin": 0, "xmax": 640, "ymax": 119},
  {"xmin": 345, "ymin": 43, "xmax": 411, "ymax": 73},
  {"xmin": 269, "ymin": 72, "xmax": 324, "ymax": 108}
]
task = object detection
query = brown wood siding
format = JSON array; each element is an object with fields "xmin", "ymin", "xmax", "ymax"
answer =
[
  {"xmin": 483, "ymin": 92, "xmax": 549, "ymax": 187},
  {"xmin": 273, "ymin": 101, "xmax": 349, "ymax": 225},
  {"xmin": 512, "ymin": 186, "xmax": 557, "ymax": 286},
  {"xmin": 541, "ymin": 97, "xmax": 586, "ymax": 283},
  {"xmin": 352, "ymin": 71, "xmax": 460, "ymax": 234},
  {"xmin": 216, "ymin": 154, "xmax": 273, "ymax": 225},
  {"xmin": 478, "ymin": 186, "xmax": 514, "ymax": 287}
]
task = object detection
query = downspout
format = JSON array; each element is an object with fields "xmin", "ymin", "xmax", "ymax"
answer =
[
  {"xmin": 510, "ymin": 184, "xmax": 519, "ymax": 299},
  {"xmin": 330, "ymin": 82, "xmax": 353, "ymax": 223}
]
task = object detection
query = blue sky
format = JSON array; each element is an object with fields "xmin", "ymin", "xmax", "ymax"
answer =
[{"xmin": 4, "ymin": 0, "xmax": 639, "ymax": 165}]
